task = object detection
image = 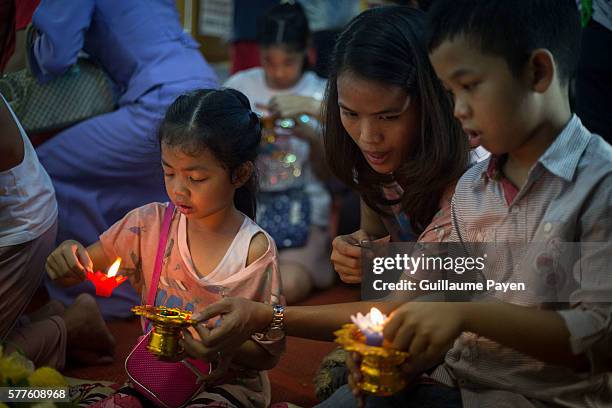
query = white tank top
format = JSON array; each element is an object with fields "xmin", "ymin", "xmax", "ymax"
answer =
[
  {"xmin": 0, "ymin": 95, "xmax": 57, "ymax": 246},
  {"xmin": 177, "ymin": 213, "xmax": 268, "ymax": 283}
]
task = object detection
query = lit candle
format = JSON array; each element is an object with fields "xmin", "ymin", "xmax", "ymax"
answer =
[
  {"xmin": 351, "ymin": 307, "xmax": 387, "ymax": 346},
  {"xmin": 86, "ymin": 257, "xmax": 127, "ymax": 297}
]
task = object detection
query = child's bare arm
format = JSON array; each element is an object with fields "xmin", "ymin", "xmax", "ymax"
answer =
[{"xmin": 246, "ymin": 232, "xmax": 269, "ymax": 266}]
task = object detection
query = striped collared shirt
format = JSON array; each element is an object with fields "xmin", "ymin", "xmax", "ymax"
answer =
[{"xmin": 435, "ymin": 115, "xmax": 612, "ymax": 407}]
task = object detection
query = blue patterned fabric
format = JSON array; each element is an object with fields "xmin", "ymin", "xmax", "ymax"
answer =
[{"xmin": 257, "ymin": 188, "xmax": 311, "ymax": 249}]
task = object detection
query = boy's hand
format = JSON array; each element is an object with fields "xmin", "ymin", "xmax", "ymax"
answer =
[
  {"xmin": 331, "ymin": 231, "xmax": 389, "ymax": 284},
  {"xmin": 46, "ymin": 240, "xmax": 93, "ymax": 285},
  {"xmin": 384, "ymin": 302, "xmax": 464, "ymax": 377}
]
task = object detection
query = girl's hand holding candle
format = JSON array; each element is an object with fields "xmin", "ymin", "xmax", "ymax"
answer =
[
  {"xmin": 351, "ymin": 307, "xmax": 387, "ymax": 346},
  {"xmin": 86, "ymin": 257, "xmax": 127, "ymax": 297}
]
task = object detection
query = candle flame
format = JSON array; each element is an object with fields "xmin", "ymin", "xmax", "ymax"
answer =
[
  {"xmin": 107, "ymin": 257, "xmax": 122, "ymax": 277},
  {"xmin": 370, "ymin": 307, "xmax": 385, "ymax": 326}
]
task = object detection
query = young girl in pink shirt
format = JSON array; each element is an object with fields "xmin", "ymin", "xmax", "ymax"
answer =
[{"xmin": 46, "ymin": 88, "xmax": 284, "ymax": 408}]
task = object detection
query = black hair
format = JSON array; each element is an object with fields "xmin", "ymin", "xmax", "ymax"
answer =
[
  {"xmin": 257, "ymin": 2, "xmax": 310, "ymax": 53},
  {"xmin": 158, "ymin": 88, "xmax": 262, "ymax": 219},
  {"xmin": 427, "ymin": 0, "xmax": 581, "ymax": 86},
  {"xmin": 323, "ymin": 6, "xmax": 468, "ymax": 234}
]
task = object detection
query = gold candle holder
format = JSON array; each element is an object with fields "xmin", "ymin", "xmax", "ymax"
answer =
[
  {"xmin": 335, "ymin": 323, "xmax": 410, "ymax": 396},
  {"xmin": 132, "ymin": 305, "xmax": 197, "ymax": 360}
]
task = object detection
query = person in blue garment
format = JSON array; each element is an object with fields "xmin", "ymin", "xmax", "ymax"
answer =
[{"xmin": 29, "ymin": 0, "xmax": 218, "ymax": 319}]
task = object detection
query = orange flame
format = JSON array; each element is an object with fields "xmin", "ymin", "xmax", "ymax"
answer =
[{"xmin": 107, "ymin": 257, "xmax": 122, "ymax": 277}]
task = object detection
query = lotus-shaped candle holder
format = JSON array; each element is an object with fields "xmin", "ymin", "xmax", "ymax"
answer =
[
  {"xmin": 132, "ymin": 305, "xmax": 197, "ymax": 360},
  {"xmin": 335, "ymin": 323, "xmax": 410, "ymax": 396}
]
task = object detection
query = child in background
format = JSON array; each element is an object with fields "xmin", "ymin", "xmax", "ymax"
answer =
[
  {"xmin": 334, "ymin": 1, "xmax": 612, "ymax": 406},
  {"xmin": 46, "ymin": 89, "xmax": 284, "ymax": 408},
  {"xmin": 224, "ymin": 2, "xmax": 334, "ymax": 304}
]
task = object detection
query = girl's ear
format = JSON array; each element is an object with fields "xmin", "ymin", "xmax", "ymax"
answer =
[
  {"xmin": 231, "ymin": 161, "xmax": 254, "ymax": 188},
  {"xmin": 526, "ymin": 49, "xmax": 555, "ymax": 94}
]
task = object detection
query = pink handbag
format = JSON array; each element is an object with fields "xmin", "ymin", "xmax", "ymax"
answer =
[{"xmin": 125, "ymin": 203, "xmax": 212, "ymax": 408}]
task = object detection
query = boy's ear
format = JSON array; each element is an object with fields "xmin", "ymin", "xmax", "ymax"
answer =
[
  {"xmin": 526, "ymin": 49, "xmax": 555, "ymax": 93},
  {"xmin": 231, "ymin": 161, "xmax": 254, "ymax": 188}
]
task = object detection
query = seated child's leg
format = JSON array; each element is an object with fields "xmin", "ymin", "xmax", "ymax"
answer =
[
  {"xmin": 3, "ymin": 294, "xmax": 116, "ymax": 369},
  {"xmin": 4, "ymin": 316, "xmax": 67, "ymax": 370},
  {"xmin": 315, "ymin": 383, "xmax": 462, "ymax": 408},
  {"xmin": 0, "ymin": 220, "xmax": 97, "ymax": 369},
  {"xmin": 1, "ymin": 237, "xmax": 115, "ymax": 368},
  {"xmin": 0, "ymin": 221, "xmax": 57, "ymax": 342},
  {"xmin": 303, "ymin": 226, "xmax": 335, "ymax": 289},
  {"xmin": 62, "ymin": 293, "xmax": 116, "ymax": 366},
  {"xmin": 278, "ymin": 260, "xmax": 313, "ymax": 304},
  {"xmin": 26, "ymin": 299, "xmax": 65, "ymax": 322},
  {"xmin": 279, "ymin": 226, "xmax": 335, "ymax": 303}
]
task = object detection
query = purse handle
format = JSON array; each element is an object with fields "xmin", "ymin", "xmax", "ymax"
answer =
[{"xmin": 146, "ymin": 202, "xmax": 175, "ymax": 306}]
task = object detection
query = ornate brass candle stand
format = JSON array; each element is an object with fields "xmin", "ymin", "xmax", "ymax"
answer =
[
  {"xmin": 132, "ymin": 305, "xmax": 197, "ymax": 360},
  {"xmin": 335, "ymin": 323, "xmax": 410, "ymax": 396}
]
